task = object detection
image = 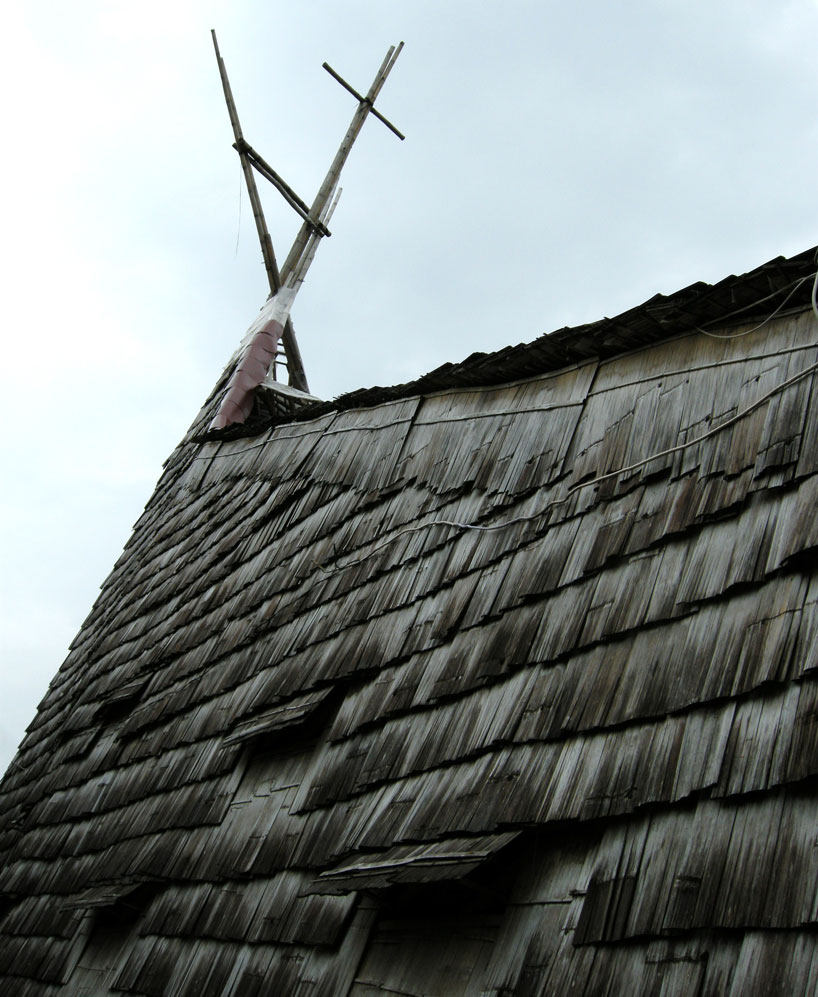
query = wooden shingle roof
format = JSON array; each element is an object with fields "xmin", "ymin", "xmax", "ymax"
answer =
[{"xmin": 1, "ymin": 246, "xmax": 817, "ymax": 994}]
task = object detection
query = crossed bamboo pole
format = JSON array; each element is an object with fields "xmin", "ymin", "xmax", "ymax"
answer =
[{"xmin": 211, "ymin": 31, "xmax": 404, "ymax": 395}]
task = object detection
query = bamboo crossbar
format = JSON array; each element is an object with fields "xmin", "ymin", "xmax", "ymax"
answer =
[
  {"xmin": 321, "ymin": 61, "xmax": 405, "ymax": 141},
  {"xmin": 236, "ymin": 139, "xmax": 331, "ymax": 237},
  {"xmin": 280, "ymin": 42, "xmax": 404, "ymax": 284}
]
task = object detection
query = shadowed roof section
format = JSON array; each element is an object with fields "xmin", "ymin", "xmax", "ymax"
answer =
[{"xmin": 1, "ymin": 245, "xmax": 818, "ymax": 994}]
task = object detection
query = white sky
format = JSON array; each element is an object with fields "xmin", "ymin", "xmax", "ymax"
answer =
[{"xmin": 1, "ymin": 0, "xmax": 817, "ymax": 775}]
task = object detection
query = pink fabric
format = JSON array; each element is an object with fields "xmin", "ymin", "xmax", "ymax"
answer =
[{"xmin": 210, "ymin": 319, "xmax": 284, "ymax": 429}]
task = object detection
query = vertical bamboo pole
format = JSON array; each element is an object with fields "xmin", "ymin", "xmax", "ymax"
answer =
[{"xmin": 211, "ymin": 30, "xmax": 309, "ymax": 392}]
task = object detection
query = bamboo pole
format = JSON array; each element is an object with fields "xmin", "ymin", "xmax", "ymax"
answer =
[
  {"xmin": 321, "ymin": 61, "xmax": 405, "ymax": 141},
  {"xmin": 235, "ymin": 139, "xmax": 331, "ymax": 236},
  {"xmin": 211, "ymin": 30, "xmax": 309, "ymax": 392},
  {"xmin": 280, "ymin": 42, "xmax": 404, "ymax": 284}
]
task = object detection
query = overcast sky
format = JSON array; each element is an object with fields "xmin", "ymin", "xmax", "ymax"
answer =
[{"xmin": 1, "ymin": 0, "xmax": 817, "ymax": 775}]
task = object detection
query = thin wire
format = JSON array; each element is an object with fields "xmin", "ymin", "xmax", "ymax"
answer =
[
  {"xmin": 699, "ymin": 270, "xmax": 816, "ymax": 326},
  {"xmin": 812, "ymin": 262, "xmax": 818, "ymax": 318},
  {"xmin": 317, "ymin": 350, "xmax": 818, "ymax": 574},
  {"xmin": 697, "ymin": 273, "xmax": 814, "ymax": 339},
  {"xmin": 195, "ymin": 272, "xmax": 818, "ymax": 463},
  {"xmin": 193, "ymin": 267, "xmax": 818, "ymax": 572},
  {"xmin": 319, "ymin": 269, "xmax": 818, "ymax": 571},
  {"xmin": 234, "ymin": 160, "xmax": 243, "ymax": 258}
]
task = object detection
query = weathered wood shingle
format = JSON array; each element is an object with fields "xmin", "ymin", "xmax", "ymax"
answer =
[{"xmin": 1, "ymin": 247, "xmax": 817, "ymax": 994}]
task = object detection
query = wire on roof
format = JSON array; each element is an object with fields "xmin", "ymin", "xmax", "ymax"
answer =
[
  {"xmin": 317, "ymin": 345, "xmax": 818, "ymax": 574},
  {"xmin": 697, "ymin": 271, "xmax": 817, "ymax": 339},
  {"xmin": 195, "ymin": 270, "xmax": 818, "ymax": 464},
  {"xmin": 807, "ymin": 259, "xmax": 817, "ymax": 319},
  {"xmin": 189, "ymin": 266, "xmax": 818, "ymax": 574}
]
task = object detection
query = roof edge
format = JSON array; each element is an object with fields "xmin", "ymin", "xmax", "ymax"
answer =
[{"xmin": 202, "ymin": 245, "xmax": 818, "ymax": 442}]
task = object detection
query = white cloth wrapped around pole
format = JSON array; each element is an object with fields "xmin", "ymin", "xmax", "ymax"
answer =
[
  {"xmin": 209, "ymin": 287, "xmax": 297, "ymax": 430},
  {"xmin": 210, "ymin": 184, "xmax": 340, "ymax": 431}
]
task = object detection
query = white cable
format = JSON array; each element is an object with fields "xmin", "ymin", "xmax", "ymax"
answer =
[
  {"xmin": 193, "ymin": 265, "xmax": 818, "ymax": 574},
  {"xmin": 812, "ymin": 265, "xmax": 818, "ymax": 321},
  {"xmin": 196, "ymin": 270, "xmax": 818, "ymax": 462},
  {"xmin": 320, "ymin": 352, "xmax": 818, "ymax": 573},
  {"xmin": 697, "ymin": 273, "xmax": 814, "ymax": 339}
]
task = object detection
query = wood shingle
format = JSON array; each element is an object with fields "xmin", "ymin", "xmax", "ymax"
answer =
[{"xmin": 1, "ymin": 247, "xmax": 818, "ymax": 994}]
